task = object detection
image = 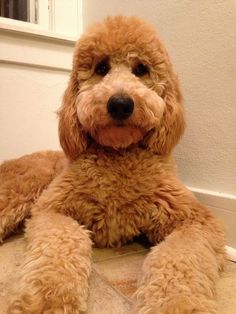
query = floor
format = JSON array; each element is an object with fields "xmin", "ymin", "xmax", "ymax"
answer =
[{"xmin": 0, "ymin": 235, "xmax": 235, "ymax": 313}]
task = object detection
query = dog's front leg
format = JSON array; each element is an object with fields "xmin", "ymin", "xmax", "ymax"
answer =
[
  {"xmin": 134, "ymin": 204, "xmax": 225, "ymax": 314},
  {"xmin": 8, "ymin": 212, "xmax": 92, "ymax": 314},
  {"xmin": 0, "ymin": 151, "xmax": 66, "ymax": 242}
]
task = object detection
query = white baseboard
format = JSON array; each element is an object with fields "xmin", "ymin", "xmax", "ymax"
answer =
[
  {"xmin": 188, "ymin": 186, "xmax": 236, "ymax": 254},
  {"xmin": 226, "ymin": 246, "xmax": 236, "ymax": 262}
]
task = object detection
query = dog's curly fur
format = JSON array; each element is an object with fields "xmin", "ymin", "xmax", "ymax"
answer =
[{"xmin": 0, "ymin": 16, "xmax": 225, "ymax": 313}]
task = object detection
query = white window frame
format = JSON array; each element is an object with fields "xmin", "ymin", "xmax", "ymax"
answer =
[
  {"xmin": 0, "ymin": 0, "xmax": 49, "ymax": 30},
  {"xmin": 49, "ymin": 0, "xmax": 83, "ymax": 37},
  {"xmin": 28, "ymin": 0, "xmax": 37, "ymax": 24},
  {"xmin": 0, "ymin": 0, "xmax": 82, "ymax": 40}
]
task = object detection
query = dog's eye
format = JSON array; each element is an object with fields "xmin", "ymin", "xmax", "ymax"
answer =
[
  {"xmin": 95, "ymin": 60, "xmax": 110, "ymax": 76},
  {"xmin": 133, "ymin": 63, "xmax": 149, "ymax": 76}
]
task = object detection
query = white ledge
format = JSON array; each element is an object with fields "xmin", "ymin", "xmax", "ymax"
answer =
[
  {"xmin": 0, "ymin": 22, "xmax": 76, "ymax": 71},
  {"xmin": 226, "ymin": 246, "xmax": 236, "ymax": 262},
  {"xmin": 189, "ymin": 186, "xmax": 236, "ymax": 249},
  {"xmin": 188, "ymin": 186, "xmax": 236, "ymax": 212},
  {"xmin": 0, "ymin": 19, "xmax": 77, "ymax": 45}
]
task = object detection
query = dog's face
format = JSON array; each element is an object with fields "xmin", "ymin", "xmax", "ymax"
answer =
[{"xmin": 59, "ymin": 16, "xmax": 185, "ymax": 160}]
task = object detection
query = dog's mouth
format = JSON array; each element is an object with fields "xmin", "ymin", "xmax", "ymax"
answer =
[{"xmin": 91, "ymin": 123, "xmax": 146, "ymax": 149}]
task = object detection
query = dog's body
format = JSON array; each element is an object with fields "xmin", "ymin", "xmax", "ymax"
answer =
[{"xmin": 0, "ymin": 16, "xmax": 225, "ymax": 314}]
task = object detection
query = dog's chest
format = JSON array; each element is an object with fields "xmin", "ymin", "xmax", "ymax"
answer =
[{"xmin": 66, "ymin": 149, "xmax": 174, "ymax": 247}]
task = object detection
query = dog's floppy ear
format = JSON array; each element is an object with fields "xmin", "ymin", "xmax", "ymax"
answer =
[
  {"xmin": 143, "ymin": 75, "xmax": 185, "ymax": 155},
  {"xmin": 58, "ymin": 73, "xmax": 88, "ymax": 161}
]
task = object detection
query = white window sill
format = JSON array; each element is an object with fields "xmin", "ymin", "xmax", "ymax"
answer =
[
  {"xmin": 0, "ymin": 17, "xmax": 77, "ymax": 45},
  {"xmin": 0, "ymin": 17, "xmax": 77, "ymax": 72}
]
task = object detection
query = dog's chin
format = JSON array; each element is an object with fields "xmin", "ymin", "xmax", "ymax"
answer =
[{"xmin": 93, "ymin": 125, "xmax": 144, "ymax": 149}]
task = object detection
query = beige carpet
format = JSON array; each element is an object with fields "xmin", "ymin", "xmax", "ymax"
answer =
[{"xmin": 0, "ymin": 235, "xmax": 235, "ymax": 313}]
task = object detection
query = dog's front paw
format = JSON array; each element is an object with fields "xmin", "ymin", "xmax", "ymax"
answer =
[
  {"xmin": 8, "ymin": 297, "xmax": 83, "ymax": 314},
  {"xmin": 8, "ymin": 298, "xmax": 86, "ymax": 314},
  {"xmin": 133, "ymin": 292, "xmax": 218, "ymax": 314},
  {"xmin": 7, "ymin": 284, "xmax": 88, "ymax": 314}
]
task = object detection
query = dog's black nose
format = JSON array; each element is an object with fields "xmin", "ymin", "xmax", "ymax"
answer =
[{"xmin": 107, "ymin": 96, "xmax": 134, "ymax": 120}]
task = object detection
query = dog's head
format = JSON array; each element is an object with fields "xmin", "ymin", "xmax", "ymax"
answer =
[{"xmin": 58, "ymin": 16, "xmax": 185, "ymax": 160}]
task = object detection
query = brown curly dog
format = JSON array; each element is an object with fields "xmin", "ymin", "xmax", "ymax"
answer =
[{"xmin": 0, "ymin": 16, "xmax": 225, "ymax": 313}]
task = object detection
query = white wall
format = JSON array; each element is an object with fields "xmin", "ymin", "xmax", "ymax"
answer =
[
  {"xmin": 0, "ymin": 64, "xmax": 67, "ymax": 158},
  {"xmin": 0, "ymin": 28, "xmax": 74, "ymax": 161},
  {"xmin": 83, "ymin": 0, "xmax": 236, "ymax": 196}
]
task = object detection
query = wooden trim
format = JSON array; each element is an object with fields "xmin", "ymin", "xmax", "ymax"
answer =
[
  {"xmin": 0, "ymin": 59, "xmax": 71, "ymax": 72},
  {"xmin": 226, "ymin": 246, "xmax": 236, "ymax": 262},
  {"xmin": 0, "ymin": 27, "xmax": 75, "ymax": 71},
  {"xmin": 189, "ymin": 186, "xmax": 236, "ymax": 249},
  {"xmin": 0, "ymin": 17, "xmax": 77, "ymax": 44}
]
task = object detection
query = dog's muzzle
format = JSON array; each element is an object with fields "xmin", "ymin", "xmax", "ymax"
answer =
[{"xmin": 107, "ymin": 95, "xmax": 134, "ymax": 121}]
